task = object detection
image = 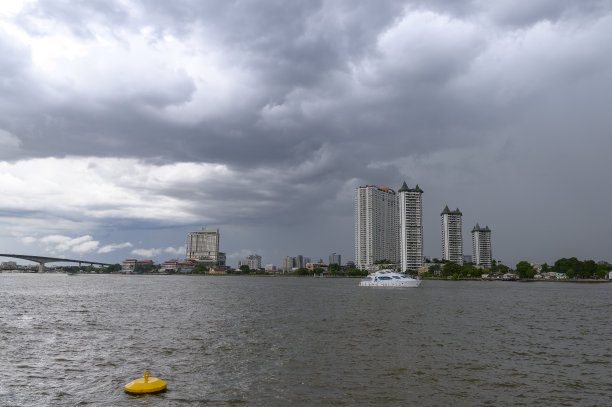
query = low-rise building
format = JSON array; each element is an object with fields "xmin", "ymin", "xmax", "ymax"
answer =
[
  {"xmin": 121, "ymin": 259, "xmax": 154, "ymax": 273},
  {"xmin": 160, "ymin": 259, "xmax": 198, "ymax": 273},
  {"xmin": 306, "ymin": 262, "xmax": 327, "ymax": 271}
]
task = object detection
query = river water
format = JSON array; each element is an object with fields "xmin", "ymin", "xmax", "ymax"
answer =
[{"xmin": 0, "ymin": 274, "xmax": 610, "ymax": 406}]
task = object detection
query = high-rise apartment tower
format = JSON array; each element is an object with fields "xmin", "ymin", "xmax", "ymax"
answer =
[
  {"xmin": 441, "ymin": 205, "xmax": 463, "ymax": 265},
  {"xmin": 472, "ymin": 224, "xmax": 492, "ymax": 269},
  {"xmin": 354, "ymin": 185, "xmax": 399, "ymax": 270},
  {"xmin": 398, "ymin": 182, "xmax": 424, "ymax": 272}
]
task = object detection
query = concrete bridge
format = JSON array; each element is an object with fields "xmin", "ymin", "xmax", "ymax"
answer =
[{"xmin": 0, "ymin": 254, "xmax": 112, "ymax": 273}]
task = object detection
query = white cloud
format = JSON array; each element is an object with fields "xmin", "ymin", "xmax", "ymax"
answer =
[
  {"xmin": 39, "ymin": 234, "xmax": 99, "ymax": 254},
  {"xmin": 40, "ymin": 234, "xmax": 72, "ymax": 245},
  {"xmin": 20, "ymin": 236, "xmax": 36, "ymax": 245},
  {"xmin": 98, "ymin": 242, "xmax": 133, "ymax": 254},
  {"xmin": 164, "ymin": 246, "xmax": 185, "ymax": 255},
  {"xmin": 132, "ymin": 246, "xmax": 185, "ymax": 258},
  {"xmin": 131, "ymin": 248, "xmax": 162, "ymax": 258},
  {"xmin": 0, "ymin": 157, "xmax": 232, "ymax": 227},
  {"xmin": 71, "ymin": 239, "xmax": 100, "ymax": 253}
]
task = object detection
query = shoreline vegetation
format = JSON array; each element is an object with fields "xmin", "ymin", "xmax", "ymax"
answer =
[
  {"xmin": 3, "ymin": 271, "xmax": 611, "ymax": 283},
  {"xmin": 3, "ymin": 257, "xmax": 610, "ymax": 282}
]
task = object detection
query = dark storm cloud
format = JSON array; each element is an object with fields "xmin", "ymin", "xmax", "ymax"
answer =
[{"xmin": 4, "ymin": 0, "xmax": 603, "ymax": 166}]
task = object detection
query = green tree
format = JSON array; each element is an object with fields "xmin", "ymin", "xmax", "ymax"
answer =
[
  {"xmin": 346, "ymin": 268, "xmax": 367, "ymax": 277},
  {"xmin": 463, "ymin": 263, "xmax": 481, "ymax": 277},
  {"xmin": 239, "ymin": 264, "xmax": 250, "ymax": 274},
  {"xmin": 581, "ymin": 260, "xmax": 597, "ymax": 278},
  {"xmin": 597, "ymin": 262, "xmax": 612, "ymax": 279},
  {"xmin": 441, "ymin": 262, "xmax": 462, "ymax": 278},
  {"xmin": 312, "ymin": 267, "xmax": 325, "ymax": 275},
  {"xmin": 107, "ymin": 264, "xmax": 121, "ymax": 273},
  {"xmin": 553, "ymin": 257, "xmax": 580, "ymax": 275},
  {"xmin": 295, "ymin": 267, "xmax": 309, "ymax": 275},
  {"xmin": 515, "ymin": 261, "xmax": 536, "ymax": 279},
  {"xmin": 328, "ymin": 263, "xmax": 341, "ymax": 274},
  {"xmin": 192, "ymin": 263, "xmax": 208, "ymax": 274},
  {"xmin": 428, "ymin": 264, "xmax": 441, "ymax": 275}
]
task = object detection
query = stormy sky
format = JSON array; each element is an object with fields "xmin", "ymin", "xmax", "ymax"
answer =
[{"xmin": 1, "ymin": 0, "xmax": 611, "ymax": 268}]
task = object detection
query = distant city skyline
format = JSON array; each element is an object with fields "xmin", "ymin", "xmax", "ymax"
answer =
[{"xmin": 1, "ymin": 1, "xmax": 612, "ymax": 268}]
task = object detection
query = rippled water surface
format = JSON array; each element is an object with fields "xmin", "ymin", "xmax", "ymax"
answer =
[{"xmin": 1, "ymin": 274, "xmax": 611, "ymax": 406}]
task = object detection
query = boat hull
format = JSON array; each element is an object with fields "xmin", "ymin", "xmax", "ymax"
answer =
[
  {"xmin": 359, "ymin": 269, "xmax": 422, "ymax": 287},
  {"xmin": 359, "ymin": 280, "xmax": 422, "ymax": 287}
]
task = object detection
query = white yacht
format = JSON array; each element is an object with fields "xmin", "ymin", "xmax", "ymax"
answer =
[{"xmin": 359, "ymin": 269, "xmax": 422, "ymax": 287}]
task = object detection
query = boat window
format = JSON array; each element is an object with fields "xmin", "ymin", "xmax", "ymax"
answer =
[
  {"xmin": 379, "ymin": 276, "xmax": 392, "ymax": 280},
  {"xmin": 401, "ymin": 275, "xmax": 408, "ymax": 278},
  {"xmin": 392, "ymin": 276, "xmax": 401, "ymax": 279}
]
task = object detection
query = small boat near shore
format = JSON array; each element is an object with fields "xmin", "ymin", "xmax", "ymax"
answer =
[{"xmin": 359, "ymin": 269, "xmax": 422, "ymax": 287}]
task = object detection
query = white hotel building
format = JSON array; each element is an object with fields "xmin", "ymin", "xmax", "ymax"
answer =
[{"xmin": 186, "ymin": 227, "xmax": 226, "ymax": 267}]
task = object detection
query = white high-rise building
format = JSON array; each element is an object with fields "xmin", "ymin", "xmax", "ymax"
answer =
[
  {"xmin": 186, "ymin": 227, "xmax": 223, "ymax": 266},
  {"xmin": 354, "ymin": 185, "xmax": 399, "ymax": 270},
  {"xmin": 472, "ymin": 224, "xmax": 492, "ymax": 269},
  {"xmin": 441, "ymin": 205, "xmax": 463, "ymax": 265},
  {"xmin": 238, "ymin": 254, "xmax": 262, "ymax": 270},
  {"xmin": 398, "ymin": 182, "xmax": 424, "ymax": 272}
]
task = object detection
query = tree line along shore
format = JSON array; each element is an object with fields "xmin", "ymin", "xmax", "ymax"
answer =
[{"xmin": 36, "ymin": 256, "xmax": 611, "ymax": 281}]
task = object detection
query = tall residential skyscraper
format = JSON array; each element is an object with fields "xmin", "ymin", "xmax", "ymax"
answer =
[
  {"xmin": 441, "ymin": 205, "xmax": 463, "ymax": 265},
  {"xmin": 398, "ymin": 182, "xmax": 424, "ymax": 272},
  {"xmin": 472, "ymin": 224, "xmax": 492, "ymax": 269},
  {"xmin": 186, "ymin": 227, "xmax": 221, "ymax": 264},
  {"xmin": 354, "ymin": 185, "xmax": 399, "ymax": 270}
]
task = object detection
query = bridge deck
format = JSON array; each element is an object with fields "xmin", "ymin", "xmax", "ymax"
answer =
[{"xmin": 0, "ymin": 254, "xmax": 112, "ymax": 266}]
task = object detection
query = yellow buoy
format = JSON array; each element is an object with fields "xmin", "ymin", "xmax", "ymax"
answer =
[{"xmin": 125, "ymin": 370, "xmax": 167, "ymax": 394}]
